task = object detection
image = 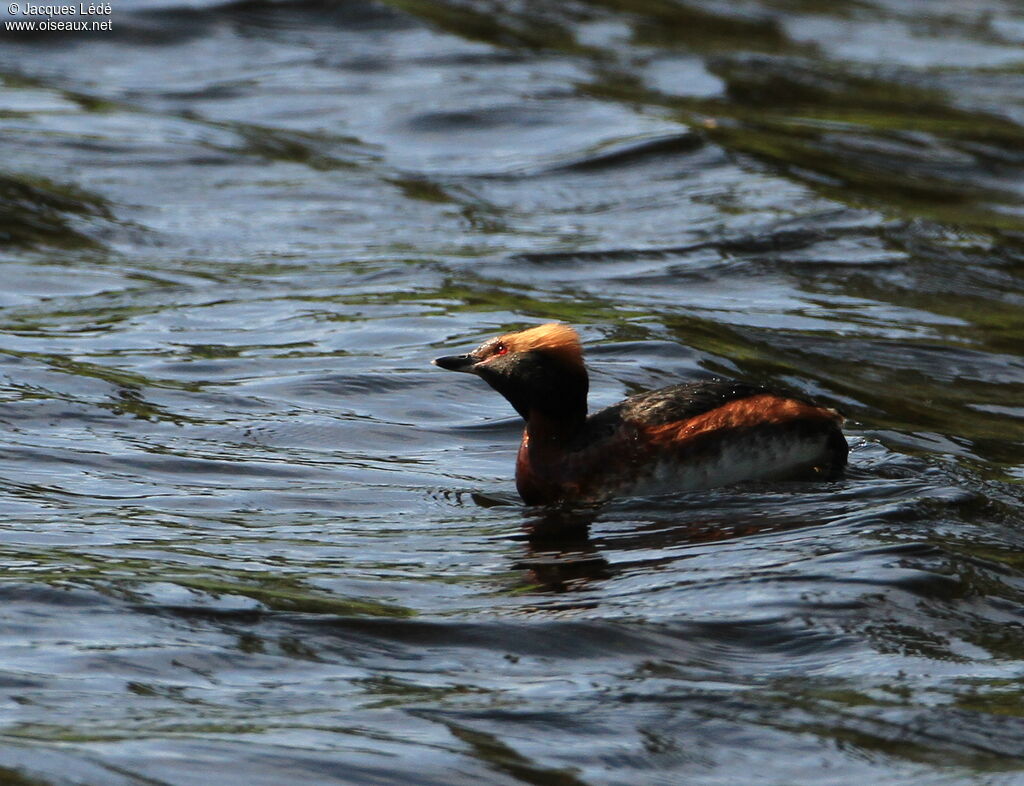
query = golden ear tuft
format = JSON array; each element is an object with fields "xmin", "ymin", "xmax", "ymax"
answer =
[{"xmin": 500, "ymin": 323, "xmax": 583, "ymax": 366}]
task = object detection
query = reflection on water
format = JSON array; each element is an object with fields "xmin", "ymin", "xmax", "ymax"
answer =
[{"xmin": 1, "ymin": 0, "xmax": 1024, "ymax": 783}]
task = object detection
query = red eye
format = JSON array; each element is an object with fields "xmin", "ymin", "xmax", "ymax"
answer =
[{"xmin": 495, "ymin": 343, "xmax": 508, "ymax": 356}]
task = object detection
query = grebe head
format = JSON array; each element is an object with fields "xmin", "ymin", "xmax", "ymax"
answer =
[{"xmin": 433, "ymin": 323, "xmax": 588, "ymax": 426}]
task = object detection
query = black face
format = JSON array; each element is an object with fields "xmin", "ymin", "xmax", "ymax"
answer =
[{"xmin": 434, "ymin": 340, "xmax": 588, "ymax": 424}]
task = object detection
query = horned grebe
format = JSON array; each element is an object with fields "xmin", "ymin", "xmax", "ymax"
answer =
[{"xmin": 433, "ymin": 324, "xmax": 847, "ymax": 505}]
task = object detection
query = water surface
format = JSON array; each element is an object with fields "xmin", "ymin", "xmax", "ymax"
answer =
[{"xmin": 1, "ymin": 1, "xmax": 1024, "ymax": 783}]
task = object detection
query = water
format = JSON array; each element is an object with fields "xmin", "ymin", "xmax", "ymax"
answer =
[{"xmin": 1, "ymin": 1, "xmax": 1023, "ymax": 783}]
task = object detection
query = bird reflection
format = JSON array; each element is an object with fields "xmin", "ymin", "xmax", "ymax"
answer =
[
  {"xmin": 510, "ymin": 506, "xmax": 613, "ymax": 593},
  {"xmin": 509, "ymin": 492, "xmax": 829, "ymax": 594}
]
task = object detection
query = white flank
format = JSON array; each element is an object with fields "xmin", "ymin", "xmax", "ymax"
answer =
[{"xmin": 621, "ymin": 431, "xmax": 833, "ymax": 498}]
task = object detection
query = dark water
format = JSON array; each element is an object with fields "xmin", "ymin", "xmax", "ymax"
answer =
[{"xmin": 1, "ymin": 0, "xmax": 1024, "ymax": 783}]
